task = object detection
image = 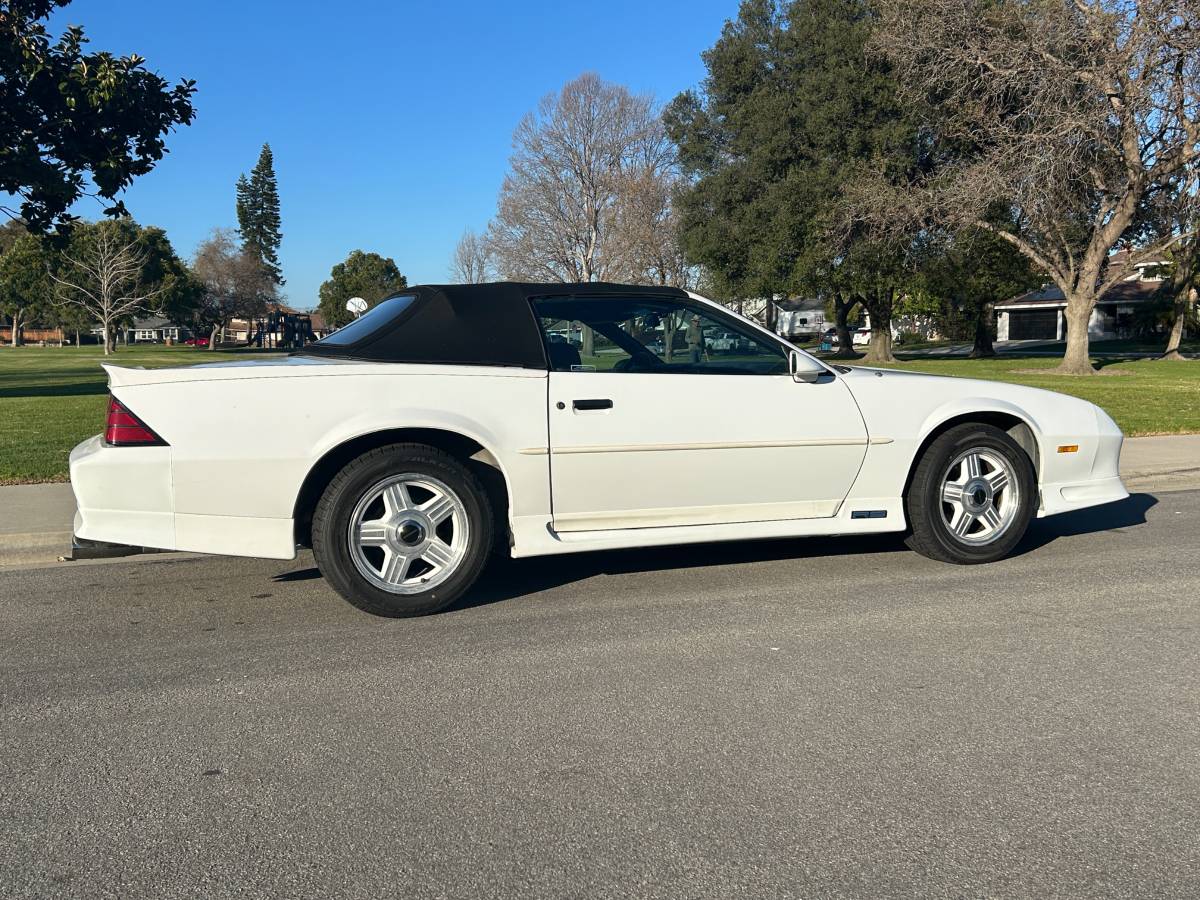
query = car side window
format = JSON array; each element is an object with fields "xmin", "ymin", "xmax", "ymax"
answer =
[{"xmin": 533, "ymin": 297, "xmax": 788, "ymax": 375}]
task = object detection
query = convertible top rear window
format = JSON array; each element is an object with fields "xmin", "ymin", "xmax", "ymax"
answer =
[{"xmin": 316, "ymin": 295, "xmax": 416, "ymax": 346}]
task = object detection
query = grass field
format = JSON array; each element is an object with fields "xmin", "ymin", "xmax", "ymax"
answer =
[
  {"xmin": 1, "ymin": 344, "xmax": 1197, "ymax": 483},
  {"xmin": 0, "ymin": 345, "xmax": 281, "ymax": 483}
]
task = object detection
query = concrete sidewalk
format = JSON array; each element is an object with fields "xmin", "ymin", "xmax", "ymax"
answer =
[{"xmin": 2, "ymin": 434, "xmax": 1197, "ymax": 568}]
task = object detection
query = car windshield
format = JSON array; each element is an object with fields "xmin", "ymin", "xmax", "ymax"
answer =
[{"xmin": 316, "ymin": 294, "xmax": 417, "ymax": 346}]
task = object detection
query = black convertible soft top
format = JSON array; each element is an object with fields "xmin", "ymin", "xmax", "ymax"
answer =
[{"xmin": 300, "ymin": 281, "xmax": 690, "ymax": 368}]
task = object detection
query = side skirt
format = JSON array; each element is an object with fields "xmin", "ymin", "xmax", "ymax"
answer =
[{"xmin": 509, "ymin": 498, "xmax": 906, "ymax": 559}]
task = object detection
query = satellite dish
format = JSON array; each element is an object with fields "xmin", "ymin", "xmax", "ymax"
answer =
[{"xmin": 346, "ymin": 297, "xmax": 368, "ymax": 318}]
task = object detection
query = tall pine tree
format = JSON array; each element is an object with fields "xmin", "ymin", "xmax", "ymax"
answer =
[{"xmin": 235, "ymin": 144, "xmax": 283, "ymax": 286}]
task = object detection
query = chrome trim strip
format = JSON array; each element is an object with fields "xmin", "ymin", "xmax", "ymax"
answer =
[{"xmin": 552, "ymin": 438, "xmax": 872, "ymax": 455}]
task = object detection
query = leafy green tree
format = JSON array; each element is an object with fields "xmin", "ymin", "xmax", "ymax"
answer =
[
  {"xmin": 235, "ymin": 144, "xmax": 283, "ymax": 285},
  {"xmin": 666, "ymin": 0, "xmax": 925, "ymax": 362},
  {"xmin": 318, "ymin": 250, "xmax": 407, "ymax": 329},
  {"xmin": 919, "ymin": 225, "xmax": 1039, "ymax": 358},
  {"xmin": 0, "ymin": 228, "xmax": 54, "ymax": 346},
  {"xmin": 0, "ymin": 0, "xmax": 196, "ymax": 234}
]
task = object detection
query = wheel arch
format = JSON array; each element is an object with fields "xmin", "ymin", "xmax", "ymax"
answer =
[
  {"xmin": 903, "ymin": 408, "xmax": 1042, "ymax": 500},
  {"xmin": 292, "ymin": 427, "xmax": 512, "ymax": 549}
]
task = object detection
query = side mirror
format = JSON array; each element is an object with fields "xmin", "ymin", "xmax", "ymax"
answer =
[{"xmin": 789, "ymin": 349, "xmax": 824, "ymax": 384}]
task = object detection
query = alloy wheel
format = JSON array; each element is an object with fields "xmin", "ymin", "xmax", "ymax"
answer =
[
  {"xmin": 939, "ymin": 447, "xmax": 1021, "ymax": 546},
  {"xmin": 347, "ymin": 474, "xmax": 469, "ymax": 594}
]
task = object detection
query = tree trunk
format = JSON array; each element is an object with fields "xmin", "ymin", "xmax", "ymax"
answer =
[
  {"xmin": 861, "ymin": 327, "xmax": 895, "ymax": 364},
  {"xmin": 209, "ymin": 323, "xmax": 220, "ymax": 350},
  {"xmin": 1160, "ymin": 286, "xmax": 1193, "ymax": 361},
  {"xmin": 74, "ymin": 329, "xmax": 80, "ymax": 348},
  {"xmin": 1057, "ymin": 297, "xmax": 1096, "ymax": 374},
  {"xmin": 968, "ymin": 303, "xmax": 996, "ymax": 358},
  {"xmin": 10, "ymin": 308, "xmax": 21, "ymax": 347},
  {"xmin": 581, "ymin": 325, "xmax": 594, "ymax": 359},
  {"xmin": 763, "ymin": 301, "xmax": 778, "ymax": 334},
  {"xmin": 102, "ymin": 320, "xmax": 113, "ymax": 356},
  {"xmin": 860, "ymin": 290, "xmax": 897, "ymax": 364},
  {"xmin": 833, "ymin": 295, "xmax": 858, "ymax": 359}
]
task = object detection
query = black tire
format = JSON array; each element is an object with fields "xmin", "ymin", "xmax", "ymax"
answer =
[
  {"xmin": 311, "ymin": 443, "xmax": 493, "ymax": 617},
  {"xmin": 904, "ymin": 423, "xmax": 1036, "ymax": 564}
]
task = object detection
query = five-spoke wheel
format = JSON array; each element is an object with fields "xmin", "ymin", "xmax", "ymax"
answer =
[
  {"xmin": 349, "ymin": 475, "xmax": 469, "ymax": 594},
  {"xmin": 938, "ymin": 448, "xmax": 1020, "ymax": 546},
  {"xmin": 312, "ymin": 444, "xmax": 493, "ymax": 617},
  {"xmin": 905, "ymin": 423, "xmax": 1035, "ymax": 564}
]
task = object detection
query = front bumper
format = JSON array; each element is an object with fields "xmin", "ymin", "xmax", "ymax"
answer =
[{"xmin": 1038, "ymin": 405, "xmax": 1129, "ymax": 516}]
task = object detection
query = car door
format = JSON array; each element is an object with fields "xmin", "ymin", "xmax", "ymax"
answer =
[{"xmin": 533, "ymin": 295, "xmax": 869, "ymax": 533}]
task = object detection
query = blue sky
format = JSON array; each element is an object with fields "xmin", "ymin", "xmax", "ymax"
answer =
[{"xmin": 52, "ymin": 0, "xmax": 735, "ymax": 310}]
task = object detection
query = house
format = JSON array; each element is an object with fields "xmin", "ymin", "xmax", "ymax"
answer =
[
  {"xmin": 995, "ymin": 250, "xmax": 1169, "ymax": 341},
  {"xmin": 96, "ymin": 317, "xmax": 193, "ymax": 344}
]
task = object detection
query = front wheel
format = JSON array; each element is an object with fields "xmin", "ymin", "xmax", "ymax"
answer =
[
  {"xmin": 904, "ymin": 423, "xmax": 1036, "ymax": 564},
  {"xmin": 312, "ymin": 444, "xmax": 493, "ymax": 616}
]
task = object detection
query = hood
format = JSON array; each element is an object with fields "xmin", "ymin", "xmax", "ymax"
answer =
[{"xmin": 837, "ymin": 364, "xmax": 1101, "ymax": 438}]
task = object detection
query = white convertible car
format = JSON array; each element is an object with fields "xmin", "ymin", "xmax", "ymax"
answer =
[{"xmin": 70, "ymin": 283, "xmax": 1128, "ymax": 616}]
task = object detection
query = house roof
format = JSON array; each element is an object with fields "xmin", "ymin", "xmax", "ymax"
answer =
[
  {"xmin": 1106, "ymin": 248, "xmax": 1170, "ymax": 272},
  {"xmin": 997, "ymin": 278, "xmax": 1164, "ymax": 308},
  {"xmin": 775, "ymin": 297, "xmax": 826, "ymax": 312},
  {"xmin": 130, "ymin": 316, "xmax": 184, "ymax": 329}
]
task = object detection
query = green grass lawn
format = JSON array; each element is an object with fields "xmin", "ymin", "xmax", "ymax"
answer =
[
  {"xmin": 1, "ymin": 343, "xmax": 1197, "ymax": 484},
  {"xmin": 0, "ymin": 345, "xmax": 281, "ymax": 484}
]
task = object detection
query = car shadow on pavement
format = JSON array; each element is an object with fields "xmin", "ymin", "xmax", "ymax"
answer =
[
  {"xmin": 450, "ymin": 531, "xmax": 913, "ymax": 613},
  {"xmin": 273, "ymin": 493, "xmax": 1159, "ymax": 614},
  {"xmin": 450, "ymin": 493, "xmax": 1160, "ymax": 613},
  {"xmin": 1011, "ymin": 491, "xmax": 1157, "ymax": 555}
]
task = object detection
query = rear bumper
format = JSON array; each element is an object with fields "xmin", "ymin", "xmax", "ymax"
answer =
[
  {"xmin": 70, "ymin": 435, "xmax": 177, "ymax": 550},
  {"xmin": 70, "ymin": 435, "xmax": 297, "ymax": 560}
]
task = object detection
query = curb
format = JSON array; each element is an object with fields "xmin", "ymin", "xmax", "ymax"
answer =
[{"xmin": 0, "ymin": 531, "xmax": 73, "ymax": 568}]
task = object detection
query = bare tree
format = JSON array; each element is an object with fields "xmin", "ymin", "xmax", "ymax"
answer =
[
  {"xmin": 487, "ymin": 73, "xmax": 688, "ymax": 354},
  {"xmin": 869, "ymin": 0, "xmax": 1200, "ymax": 374},
  {"xmin": 49, "ymin": 220, "xmax": 167, "ymax": 355},
  {"xmin": 487, "ymin": 73, "xmax": 664, "ymax": 285},
  {"xmin": 192, "ymin": 228, "xmax": 275, "ymax": 349},
  {"xmin": 449, "ymin": 228, "xmax": 493, "ymax": 284}
]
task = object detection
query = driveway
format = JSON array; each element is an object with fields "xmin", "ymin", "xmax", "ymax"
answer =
[{"xmin": 2, "ymin": 490, "xmax": 1199, "ymax": 898}]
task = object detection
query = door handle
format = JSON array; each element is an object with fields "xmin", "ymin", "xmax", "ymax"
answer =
[{"xmin": 572, "ymin": 398, "xmax": 613, "ymax": 411}]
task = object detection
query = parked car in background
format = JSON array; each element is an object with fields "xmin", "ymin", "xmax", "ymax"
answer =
[
  {"xmin": 184, "ymin": 337, "xmax": 209, "ymax": 348},
  {"xmin": 71, "ymin": 282, "xmax": 1127, "ymax": 618},
  {"xmin": 707, "ymin": 331, "xmax": 751, "ymax": 353}
]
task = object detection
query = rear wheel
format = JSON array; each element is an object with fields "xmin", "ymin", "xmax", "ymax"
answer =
[
  {"xmin": 904, "ymin": 423, "xmax": 1036, "ymax": 564},
  {"xmin": 312, "ymin": 444, "xmax": 493, "ymax": 616}
]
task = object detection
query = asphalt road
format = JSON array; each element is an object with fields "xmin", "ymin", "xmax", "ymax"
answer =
[{"xmin": 3, "ymin": 491, "xmax": 1199, "ymax": 899}]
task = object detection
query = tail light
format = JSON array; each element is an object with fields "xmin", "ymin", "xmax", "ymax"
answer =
[{"xmin": 104, "ymin": 396, "xmax": 167, "ymax": 447}]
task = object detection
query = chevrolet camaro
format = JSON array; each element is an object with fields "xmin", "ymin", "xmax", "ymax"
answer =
[{"xmin": 70, "ymin": 283, "xmax": 1128, "ymax": 616}]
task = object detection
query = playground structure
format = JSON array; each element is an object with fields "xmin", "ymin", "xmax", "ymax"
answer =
[{"xmin": 246, "ymin": 310, "xmax": 317, "ymax": 350}]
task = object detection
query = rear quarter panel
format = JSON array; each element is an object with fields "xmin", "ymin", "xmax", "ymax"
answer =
[{"xmin": 114, "ymin": 363, "xmax": 550, "ymax": 529}]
